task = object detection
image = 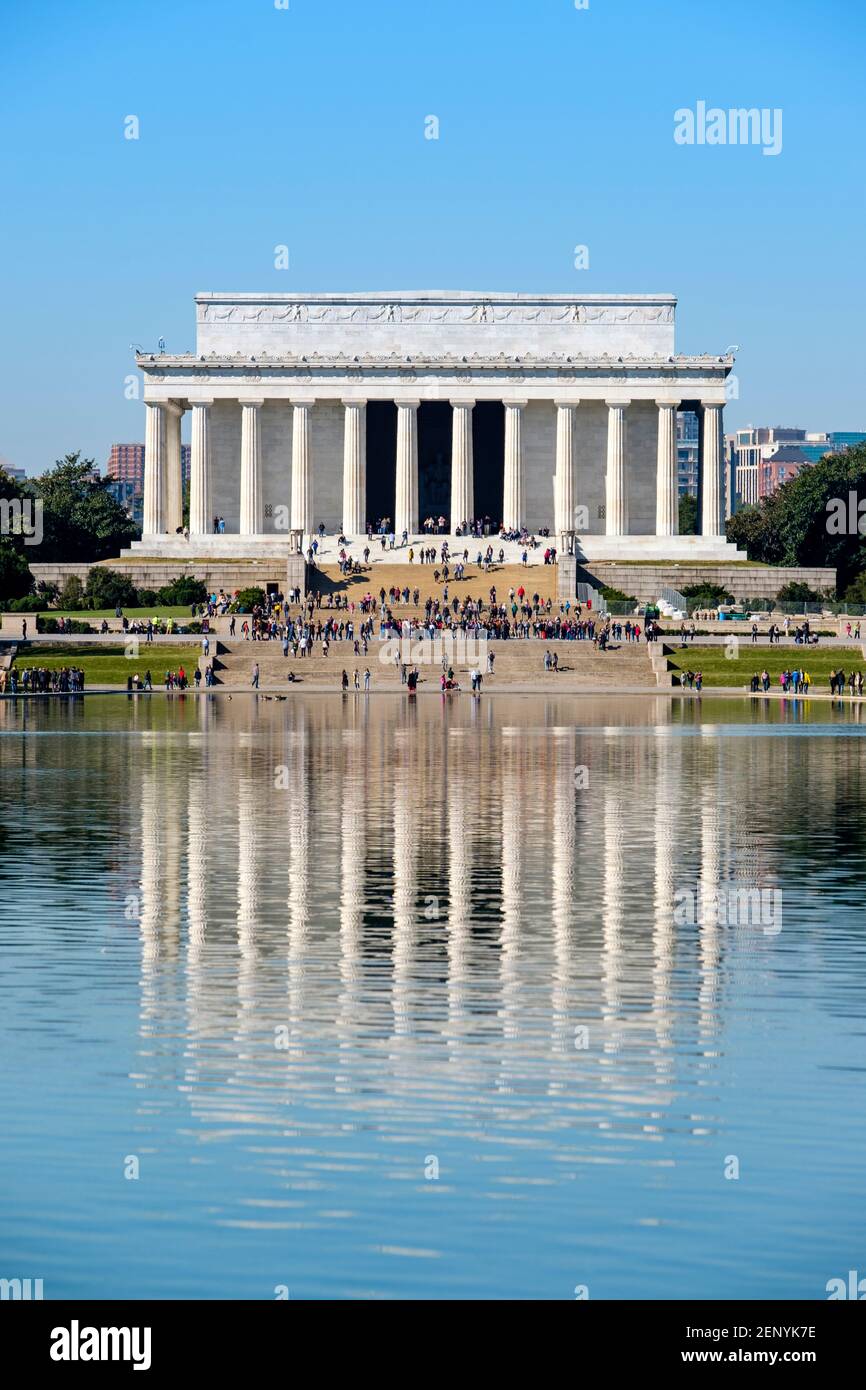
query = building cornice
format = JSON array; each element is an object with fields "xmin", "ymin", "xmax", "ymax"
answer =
[{"xmin": 136, "ymin": 352, "xmax": 732, "ymax": 372}]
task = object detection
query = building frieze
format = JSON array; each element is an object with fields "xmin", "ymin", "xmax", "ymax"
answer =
[{"xmin": 196, "ymin": 298, "xmax": 676, "ymax": 328}]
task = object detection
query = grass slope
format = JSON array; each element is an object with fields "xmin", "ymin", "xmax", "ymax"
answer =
[
  {"xmin": 11, "ymin": 644, "xmax": 202, "ymax": 685},
  {"xmin": 666, "ymin": 645, "xmax": 864, "ymax": 689}
]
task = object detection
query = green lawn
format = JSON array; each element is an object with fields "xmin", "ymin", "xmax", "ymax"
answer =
[
  {"xmin": 10, "ymin": 644, "xmax": 202, "ymax": 686},
  {"xmin": 595, "ymin": 558, "xmax": 767, "ymax": 568},
  {"xmin": 42, "ymin": 606, "xmax": 192, "ymax": 622},
  {"xmin": 665, "ymin": 644, "xmax": 864, "ymax": 689}
]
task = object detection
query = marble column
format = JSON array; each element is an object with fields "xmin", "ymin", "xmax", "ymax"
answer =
[
  {"xmin": 554, "ymin": 401, "xmax": 577, "ymax": 537},
  {"xmin": 142, "ymin": 402, "xmax": 166, "ymax": 535},
  {"xmin": 503, "ymin": 401, "xmax": 527, "ymax": 531},
  {"xmin": 291, "ymin": 400, "xmax": 314, "ymax": 535},
  {"xmin": 237, "ymin": 774, "xmax": 261, "ymax": 959},
  {"xmin": 499, "ymin": 737, "xmax": 523, "ymax": 1054},
  {"xmin": 186, "ymin": 773, "xmax": 209, "ymax": 949},
  {"xmin": 239, "ymin": 399, "xmax": 264, "ymax": 535},
  {"xmin": 395, "ymin": 400, "xmax": 419, "ymax": 537},
  {"xmin": 342, "ymin": 400, "xmax": 366, "ymax": 535},
  {"xmin": 188, "ymin": 399, "xmax": 213, "ymax": 537},
  {"xmin": 701, "ymin": 403, "xmax": 724, "ymax": 537},
  {"xmin": 450, "ymin": 401, "xmax": 474, "ymax": 530},
  {"xmin": 655, "ymin": 400, "xmax": 680, "ymax": 537},
  {"xmin": 164, "ymin": 403, "xmax": 184, "ymax": 535},
  {"xmin": 605, "ymin": 400, "xmax": 630, "ymax": 536},
  {"xmin": 601, "ymin": 784, "xmax": 626, "ymax": 1044}
]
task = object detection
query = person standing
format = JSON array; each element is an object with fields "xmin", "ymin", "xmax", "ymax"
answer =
[
  {"xmin": 364, "ymin": 668, "xmax": 371, "ymax": 691},
  {"xmin": 251, "ymin": 663, "xmax": 260, "ymax": 689}
]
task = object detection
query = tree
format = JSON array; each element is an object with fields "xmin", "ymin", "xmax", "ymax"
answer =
[
  {"xmin": 679, "ymin": 493, "xmax": 698, "ymax": 536},
  {"xmin": 726, "ymin": 442, "xmax": 866, "ymax": 589},
  {"xmin": 0, "ymin": 537, "xmax": 32, "ymax": 602},
  {"xmin": 0, "ymin": 464, "xmax": 34, "ymax": 601},
  {"xmin": 843, "ymin": 571, "xmax": 866, "ymax": 605},
  {"xmin": 33, "ymin": 453, "xmax": 139, "ymax": 562}
]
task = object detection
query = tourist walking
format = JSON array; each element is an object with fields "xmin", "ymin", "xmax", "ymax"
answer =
[{"xmin": 251, "ymin": 663, "xmax": 260, "ymax": 689}]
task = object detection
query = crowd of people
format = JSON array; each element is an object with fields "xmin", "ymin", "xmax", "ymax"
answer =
[
  {"xmin": 829, "ymin": 668, "xmax": 863, "ymax": 696},
  {"xmin": 1, "ymin": 666, "xmax": 85, "ymax": 693},
  {"xmin": 751, "ymin": 620, "xmax": 820, "ymax": 646},
  {"xmin": 225, "ymin": 586, "xmax": 660, "ymax": 652}
]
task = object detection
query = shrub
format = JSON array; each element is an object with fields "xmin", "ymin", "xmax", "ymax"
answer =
[
  {"xmin": 681, "ymin": 582, "xmax": 735, "ymax": 608},
  {"xmin": 37, "ymin": 616, "xmax": 95, "ymax": 634},
  {"xmin": 776, "ymin": 581, "xmax": 823, "ymax": 604},
  {"xmin": 58, "ymin": 574, "xmax": 86, "ymax": 610},
  {"xmin": 136, "ymin": 588, "xmax": 160, "ymax": 608},
  {"xmin": 233, "ymin": 586, "xmax": 266, "ymax": 612},
  {"xmin": 83, "ymin": 566, "xmax": 139, "ymax": 611},
  {"xmin": 7, "ymin": 594, "xmax": 47, "ymax": 612},
  {"xmin": 156, "ymin": 574, "xmax": 209, "ymax": 606},
  {"xmin": 35, "ymin": 580, "xmax": 60, "ymax": 606},
  {"xmin": 600, "ymin": 586, "xmax": 637, "ymax": 604}
]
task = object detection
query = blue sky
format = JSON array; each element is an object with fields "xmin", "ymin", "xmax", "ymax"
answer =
[{"xmin": 1, "ymin": 0, "xmax": 864, "ymax": 473}]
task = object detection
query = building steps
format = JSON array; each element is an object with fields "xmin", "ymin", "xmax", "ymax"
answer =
[{"xmin": 202, "ymin": 636, "xmax": 658, "ymax": 689}]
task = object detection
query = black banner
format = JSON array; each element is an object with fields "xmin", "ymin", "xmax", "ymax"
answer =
[{"xmin": 2, "ymin": 1299, "xmax": 860, "ymax": 1374}]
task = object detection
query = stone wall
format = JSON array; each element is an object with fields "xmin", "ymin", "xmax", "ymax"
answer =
[
  {"xmin": 30, "ymin": 554, "xmax": 307, "ymax": 597},
  {"xmin": 558, "ymin": 556, "xmax": 837, "ymax": 603}
]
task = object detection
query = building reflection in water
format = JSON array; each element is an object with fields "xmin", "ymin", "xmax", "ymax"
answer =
[{"xmin": 127, "ymin": 693, "xmax": 830, "ymax": 1147}]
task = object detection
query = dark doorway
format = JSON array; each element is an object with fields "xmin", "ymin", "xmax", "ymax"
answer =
[
  {"xmin": 366, "ymin": 401, "xmax": 396, "ymax": 529},
  {"xmin": 418, "ymin": 402, "xmax": 452, "ymax": 525},
  {"xmin": 473, "ymin": 402, "xmax": 504, "ymax": 528}
]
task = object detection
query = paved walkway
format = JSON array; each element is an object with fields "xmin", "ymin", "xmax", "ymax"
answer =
[{"xmin": 2, "ymin": 681, "xmax": 861, "ymax": 700}]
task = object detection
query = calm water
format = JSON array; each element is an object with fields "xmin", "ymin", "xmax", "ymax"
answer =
[{"xmin": 1, "ymin": 692, "xmax": 865, "ymax": 1300}]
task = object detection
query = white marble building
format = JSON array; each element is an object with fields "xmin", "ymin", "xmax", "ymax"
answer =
[{"xmin": 130, "ymin": 291, "xmax": 744, "ymax": 561}]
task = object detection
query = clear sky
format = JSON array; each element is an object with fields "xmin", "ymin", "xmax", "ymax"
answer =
[{"xmin": 1, "ymin": 0, "xmax": 863, "ymax": 474}]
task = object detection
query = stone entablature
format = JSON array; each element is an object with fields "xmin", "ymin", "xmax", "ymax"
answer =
[
  {"xmin": 195, "ymin": 292, "xmax": 678, "ymax": 359},
  {"xmin": 139, "ymin": 356, "xmax": 731, "ymax": 403}
]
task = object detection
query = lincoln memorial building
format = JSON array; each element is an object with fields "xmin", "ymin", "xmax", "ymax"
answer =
[{"xmin": 129, "ymin": 291, "xmax": 745, "ymax": 563}]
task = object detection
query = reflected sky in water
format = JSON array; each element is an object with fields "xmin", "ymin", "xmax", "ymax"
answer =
[{"xmin": 1, "ymin": 692, "xmax": 865, "ymax": 1300}]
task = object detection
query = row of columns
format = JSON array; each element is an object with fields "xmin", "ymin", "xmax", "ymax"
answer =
[{"xmin": 143, "ymin": 397, "xmax": 726, "ymax": 539}]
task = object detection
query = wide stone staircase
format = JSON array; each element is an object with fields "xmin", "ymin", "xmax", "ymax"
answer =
[
  {"xmin": 309, "ymin": 560, "xmax": 562, "ymax": 608},
  {"xmin": 201, "ymin": 636, "xmax": 657, "ymax": 690}
]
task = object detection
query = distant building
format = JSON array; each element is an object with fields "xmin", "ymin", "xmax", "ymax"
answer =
[
  {"xmin": 0, "ymin": 456, "xmax": 27, "ymax": 483},
  {"xmin": 106, "ymin": 479, "xmax": 144, "ymax": 527},
  {"xmin": 106, "ymin": 442, "xmax": 189, "ymax": 522},
  {"xmin": 726, "ymin": 425, "xmax": 865, "ymax": 506},
  {"xmin": 676, "ymin": 411, "xmax": 699, "ymax": 498},
  {"xmin": 828, "ymin": 431, "xmax": 866, "ymax": 451},
  {"xmin": 760, "ymin": 446, "xmax": 812, "ymax": 497},
  {"xmin": 106, "ymin": 443, "xmax": 146, "ymax": 491}
]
